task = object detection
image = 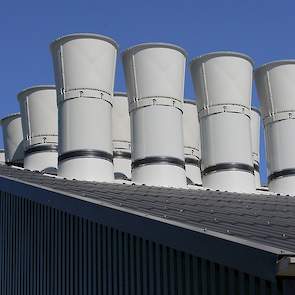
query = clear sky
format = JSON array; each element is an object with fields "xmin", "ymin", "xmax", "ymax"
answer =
[{"xmin": 1, "ymin": 0, "xmax": 294, "ymax": 184}]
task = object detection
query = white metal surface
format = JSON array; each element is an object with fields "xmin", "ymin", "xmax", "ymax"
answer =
[
  {"xmin": 255, "ymin": 60, "xmax": 295, "ymax": 195},
  {"xmin": 51, "ymin": 33, "xmax": 118, "ymax": 182},
  {"xmin": 0, "ymin": 149, "xmax": 5, "ymax": 163},
  {"xmin": 250, "ymin": 108, "xmax": 261, "ymax": 188},
  {"xmin": 18, "ymin": 85, "xmax": 58, "ymax": 171},
  {"xmin": 122, "ymin": 43, "xmax": 187, "ymax": 187},
  {"xmin": 112, "ymin": 92, "xmax": 131, "ymax": 179},
  {"xmin": 190, "ymin": 52, "xmax": 255, "ymax": 193},
  {"xmin": 1, "ymin": 113, "xmax": 24, "ymax": 165},
  {"xmin": 183, "ymin": 100, "xmax": 202, "ymax": 185}
]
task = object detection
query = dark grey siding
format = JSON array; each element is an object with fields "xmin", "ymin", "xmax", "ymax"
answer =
[{"xmin": 0, "ymin": 191, "xmax": 284, "ymax": 295}]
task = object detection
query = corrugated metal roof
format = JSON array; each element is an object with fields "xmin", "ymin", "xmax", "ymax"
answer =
[{"xmin": 0, "ymin": 165, "xmax": 294, "ymax": 255}]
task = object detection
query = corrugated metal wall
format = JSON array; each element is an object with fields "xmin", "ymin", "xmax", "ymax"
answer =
[{"xmin": 0, "ymin": 191, "xmax": 284, "ymax": 295}]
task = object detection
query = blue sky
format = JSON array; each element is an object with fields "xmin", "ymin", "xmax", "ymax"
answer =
[{"xmin": 1, "ymin": 0, "xmax": 294, "ymax": 184}]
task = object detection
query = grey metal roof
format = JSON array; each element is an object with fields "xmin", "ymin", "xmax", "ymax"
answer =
[{"xmin": 0, "ymin": 165, "xmax": 295, "ymax": 256}]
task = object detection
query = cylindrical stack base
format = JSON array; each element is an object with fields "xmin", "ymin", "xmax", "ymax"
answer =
[
  {"xmin": 254, "ymin": 165, "xmax": 261, "ymax": 189},
  {"xmin": 199, "ymin": 111, "xmax": 256, "ymax": 193},
  {"xmin": 130, "ymin": 105, "xmax": 186, "ymax": 188},
  {"xmin": 24, "ymin": 151, "xmax": 58, "ymax": 172},
  {"xmin": 132, "ymin": 164, "xmax": 186, "ymax": 188},
  {"xmin": 185, "ymin": 160, "xmax": 202, "ymax": 185},
  {"xmin": 202, "ymin": 170, "xmax": 256, "ymax": 193},
  {"xmin": 268, "ymin": 177, "xmax": 295, "ymax": 195},
  {"xmin": 113, "ymin": 157, "xmax": 131, "ymax": 180},
  {"xmin": 58, "ymin": 157, "xmax": 114, "ymax": 181}
]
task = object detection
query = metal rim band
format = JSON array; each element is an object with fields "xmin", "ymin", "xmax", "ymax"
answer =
[
  {"xmin": 25, "ymin": 145, "xmax": 58, "ymax": 156},
  {"xmin": 202, "ymin": 163, "xmax": 254, "ymax": 176},
  {"xmin": 268, "ymin": 168, "xmax": 295, "ymax": 182},
  {"xmin": 254, "ymin": 163, "xmax": 260, "ymax": 173},
  {"xmin": 58, "ymin": 149, "xmax": 113, "ymax": 163},
  {"xmin": 132, "ymin": 156, "xmax": 185, "ymax": 170},
  {"xmin": 113, "ymin": 151, "xmax": 131, "ymax": 159},
  {"xmin": 185, "ymin": 157, "xmax": 201, "ymax": 168}
]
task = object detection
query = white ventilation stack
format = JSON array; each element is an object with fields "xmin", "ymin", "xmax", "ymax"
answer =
[
  {"xmin": 255, "ymin": 60, "xmax": 295, "ymax": 195},
  {"xmin": 50, "ymin": 33, "xmax": 118, "ymax": 181},
  {"xmin": 0, "ymin": 149, "xmax": 5, "ymax": 163},
  {"xmin": 1, "ymin": 113, "xmax": 24, "ymax": 166},
  {"xmin": 122, "ymin": 43, "xmax": 187, "ymax": 188},
  {"xmin": 183, "ymin": 100, "xmax": 202, "ymax": 185},
  {"xmin": 18, "ymin": 86, "xmax": 58, "ymax": 173},
  {"xmin": 190, "ymin": 52, "xmax": 255, "ymax": 193},
  {"xmin": 250, "ymin": 108, "xmax": 261, "ymax": 188},
  {"xmin": 112, "ymin": 92, "xmax": 131, "ymax": 180}
]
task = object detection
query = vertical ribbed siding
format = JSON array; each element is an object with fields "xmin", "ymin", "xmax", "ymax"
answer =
[{"xmin": 0, "ymin": 191, "xmax": 283, "ymax": 295}]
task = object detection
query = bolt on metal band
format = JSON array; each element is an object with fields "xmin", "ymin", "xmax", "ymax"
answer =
[
  {"xmin": 185, "ymin": 157, "xmax": 201, "ymax": 168},
  {"xmin": 113, "ymin": 151, "xmax": 131, "ymax": 159},
  {"xmin": 25, "ymin": 145, "xmax": 58, "ymax": 156},
  {"xmin": 132, "ymin": 156, "xmax": 185, "ymax": 170},
  {"xmin": 58, "ymin": 149, "xmax": 113, "ymax": 163},
  {"xmin": 202, "ymin": 162, "xmax": 255, "ymax": 176},
  {"xmin": 268, "ymin": 168, "xmax": 295, "ymax": 182}
]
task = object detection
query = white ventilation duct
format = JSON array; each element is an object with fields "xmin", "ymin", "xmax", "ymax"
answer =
[
  {"xmin": 0, "ymin": 149, "xmax": 4, "ymax": 163},
  {"xmin": 18, "ymin": 85, "xmax": 58, "ymax": 172},
  {"xmin": 112, "ymin": 92, "xmax": 131, "ymax": 180},
  {"xmin": 183, "ymin": 100, "xmax": 202, "ymax": 185},
  {"xmin": 50, "ymin": 33, "xmax": 118, "ymax": 181},
  {"xmin": 1, "ymin": 113, "xmax": 24, "ymax": 166},
  {"xmin": 122, "ymin": 43, "xmax": 187, "ymax": 188},
  {"xmin": 250, "ymin": 108, "xmax": 261, "ymax": 188},
  {"xmin": 255, "ymin": 60, "xmax": 295, "ymax": 195},
  {"xmin": 190, "ymin": 52, "xmax": 255, "ymax": 193}
]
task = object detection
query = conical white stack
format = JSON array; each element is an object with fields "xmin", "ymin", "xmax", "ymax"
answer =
[
  {"xmin": 183, "ymin": 100, "xmax": 202, "ymax": 185},
  {"xmin": 50, "ymin": 33, "xmax": 118, "ymax": 182},
  {"xmin": 255, "ymin": 60, "xmax": 295, "ymax": 195},
  {"xmin": 250, "ymin": 108, "xmax": 261, "ymax": 188},
  {"xmin": 122, "ymin": 43, "xmax": 187, "ymax": 188},
  {"xmin": 191, "ymin": 52, "xmax": 255, "ymax": 193},
  {"xmin": 1, "ymin": 113, "xmax": 24, "ymax": 167},
  {"xmin": 112, "ymin": 92, "xmax": 131, "ymax": 180},
  {"xmin": 18, "ymin": 85, "xmax": 58, "ymax": 173}
]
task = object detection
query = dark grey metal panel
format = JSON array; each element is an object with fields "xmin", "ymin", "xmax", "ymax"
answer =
[
  {"xmin": 0, "ymin": 174, "xmax": 284, "ymax": 282},
  {"xmin": 0, "ymin": 164, "xmax": 295, "ymax": 255},
  {"xmin": 0, "ymin": 190, "xmax": 287, "ymax": 295}
]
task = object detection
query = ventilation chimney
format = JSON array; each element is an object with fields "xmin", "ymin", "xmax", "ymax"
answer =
[
  {"xmin": 0, "ymin": 149, "xmax": 4, "ymax": 163},
  {"xmin": 122, "ymin": 43, "xmax": 187, "ymax": 187},
  {"xmin": 255, "ymin": 60, "xmax": 295, "ymax": 195},
  {"xmin": 50, "ymin": 33, "xmax": 118, "ymax": 181},
  {"xmin": 183, "ymin": 100, "xmax": 202, "ymax": 185},
  {"xmin": 112, "ymin": 92, "xmax": 131, "ymax": 180},
  {"xmin": 17, "ymin": 85, "xmax": 58, "ymax": 172},
  {"xmin": 1, "ymin": 113, "xmax": 24, "ymax": 167},
  {"xmin": 190, "ymin": 52, "xmax": 255, "ymax": 193},
  {"xmin": 250, "ymin": 108, "xmax": 261, "ymax": 188}
]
